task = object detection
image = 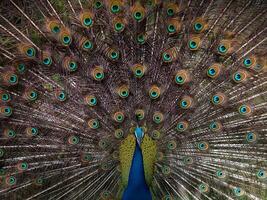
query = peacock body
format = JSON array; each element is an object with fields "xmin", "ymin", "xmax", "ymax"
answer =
[{"xmin": 0, "ymin": 0, "xmax": 267, "ymax": 199}]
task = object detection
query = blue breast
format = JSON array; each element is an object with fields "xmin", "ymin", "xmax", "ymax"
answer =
[{"xmin": 122, "ymin": 143, "xmax": 152, "ymax": 200}]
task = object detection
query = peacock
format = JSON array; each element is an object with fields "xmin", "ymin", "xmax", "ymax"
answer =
[{"xmin": 0, "ymin": 0, "xmax": 266, "ymax": 199}]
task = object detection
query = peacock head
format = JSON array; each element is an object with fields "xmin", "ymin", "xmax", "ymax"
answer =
[{"xmin": 134, "ymin": 127, "xmax": 144, "ymax": 146}]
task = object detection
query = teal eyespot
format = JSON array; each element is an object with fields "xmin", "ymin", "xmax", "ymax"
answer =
[
  {"xmin": 246, "ymin": 132, "xmax": 257, "ymax": 142},
  {"xmin": 161, "ymin": 165, "xmax": 171, "ymax": 175},
  {"xmin": 209, "ymin": 121, "xmax": 221, "ymax": 131},
  {"xmin": 194, "ymin": 22, "xmax": 203, "ymax": 32},
  {"xmin": 167, "ymin": 140, "xmax": 176, "ymax": 150},
  {"xmin": 6, "ymin": 176, "xmax": 16, "ymax": 186},
  {"xmin": 167, "ymin": 24, "xmax": 176, "ymax": 33},
  {"xmin": 17, "ymin": 63, "xmax": 26, "ymax": 73},
  {"xmin": 94, "ymin": 1, "xmax": 103, "ymax": 9},
  {"xmin": 153, "ymin": 112, "xmax": 163, "ymax": 124},
  {"xmin": 189, "ymin": 40, "xmax": 197, "ymax": 49},
  {"xmin": 209, "ymin": 68, "xmax": 216, "ymax": 76},
  {"xmin": 95, "ymin": 72, "xmax": 104, "ymax": 80},
  {"xmin": 26, "ymin": 47, "xmax": 36, "ymax": 58},
  {"xmin": 175, "ymin": 75, "xmax": 184, "ymax": 84},
  {"xmin": 1, "ymin": 93, "xmax": 11, "ymax": 102},
  {"xmin": 137, "ymin": 34, "xmax": 145, "ymax": 44},
  {"xmin": 198, "ymin": 141, "xmax": 209, "ymax": 151},
  {"xmin": 181, "ymin": 100, "xmax": 187, "ymax": 108},
  {"xmin": 83, "ymin": 40, "xmax": 93, "ymax": 50},
  {"xmin": 83, "ymin": 18, "xmax": 93, "ymax": 27},
  {"xmin": 151, "ymin": 130, "xmax": 160, "ymax": 140},
  {"xmin": 212, "ymin": 95, "xmax": 220, "ymax": 105},
  {"xmin": 68, "ymin": 61, "xmax": 78, "ymax": 72},
  {"xmin": 233, "ymin": 187, "xmax": 244, "ymax": 197},
  {"xmin": 134, "ymin": 11, "xmax": 143, "ymax": 21},
  {"xmin": 68, "ymin": 135, "xmax": 79, "ymax": 145},
  {"xmin": 28, "ymin": 90, "xmax": 38, "ymax": 101},
  {"xmin": 62, "ymin": 36, "xmax": 71, "ymax": 45},
  {"xmin": 111, "ymin": 4, "xmax": 120, "ymax": 13},
  {"xmin": 216, "ymin": 169, "xmax": 226, "ymax": 178},
  {"xmin": 1, "ymin": 106, "xmax": 12, "ymax": 117},
  {"xmin": 43, "ymin": 57, "xmax": 52, "ymax": 66},
  {"xmin": 135, "ymin": 69, "xmax": 144, "ymax": 77},
  {"xmin": 118, "ymin": 87, "xmax": 129, "ymax": 98},
  {"xmin": 238, "ymin": 104, "xmax": 251, "ymax": 115},
  {"xmin": 233, "ymin": 70, "xmax": 247, "ymax": 83},
  {"xmin": 88, "ymin": 119, "xmax": 100, "ymax": 129},
  {"xmin": 243, "ymin": 58, "xmax": 252, "ymax": 68},
  {"xmin": 114, "ymin": 112, "xmax": 125, "ymax": 123},
  {"xmin": 9, "ymin": 74, "xmax": 18, "ymax": 84},
  {"xmin": 218, "ymin": 45, "xmax": 227, "ymax": 54},
  {"xmin": 86, "ymin": 95, "xmax": 97, "ymax": 107},
  {"xmin": 176, "ymin": 121, "xmax": 188, "ymax": 132},
  {"xmin": 19, "ymin": 162, "xmax": 28, "ymax": 170},
  {"xmin": 52, "ymin": 26, "xmax": 60, "ymax": 33},
  {"xmin": 109, "ymin": 50, "xmax": 119, "ymax": 60},
  {"xmin": 149, "ymin": 86, "xmax": 160, "ymax": 100},
  {"xmin": 162, "ymin": 52, "xmax": 172, "ymax": 62},
  {"xmin": 57, "ymin": 91, "xmax": 67, "ymax": 102},
  {"xmin": 199, "ymin": 183, "xmax": 209, "ymax": 193},
  {"xmin": 6, "ymin": 129, "xmax": 16, "ymax": 138},
  {"xmin": 256, "ymin": 169, "xmax": 266, "ymax": 179},
  {"xmin": 114, "ymin": 22, "xmax": 124, "ymax": 32},
  {"xmin": 167, "ymin": 8, "xmax": 174, "ymax": 16},
  {"xmin": 30, "ymin": 127, "xmax": 38, "ymax": 136}
]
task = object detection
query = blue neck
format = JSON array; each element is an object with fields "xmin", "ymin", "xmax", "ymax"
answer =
[{"xmin": 122, "ymin": 143, "xmax": 152, "ymax": 200}]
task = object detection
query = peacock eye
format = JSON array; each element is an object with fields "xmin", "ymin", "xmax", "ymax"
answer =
[
  {"xmin": 243, "ymin": 58, "xmax": 252, "ymax": 67},
  {"xmin": 1, "ymin": 93, "xmax": 11, "ymax": 102},
  {"xmin": 111, "ymin": 4, "xmax": 120, "ymax": 13},
  {"xmin": 167, "ymin": 24, "xmax": 176, "ymax": 33},
  {"xmin": 194, "ymin": 22, "xmax": 203, "ymax": 32},
  {"xmin": 109, "ymin": 50, "xmax": 119, "ymax": 60},
  {"xmin": 167, "ymin": 8, "xmax": 174, "ymax": 16},
  {"xmin": 162, "ymin": 52, "xmax": 172, "ymax": 62},
  {"xmin": 68, "ymin": 135, "xmax": 79, "ymax": 145},
  {"xmin": 18, "ymin": 162, "xmax": 28, "ymax": 171},
  {"xmin": 161, "ymin": 165, "xmax": 171, "ymax": 175},
  {"xmin": 83, "ymin": 18, "xmax": 93, "ymax": 27},
  {"xmin": 83, "ymin": 40, "xmax": 93, "ymax": 50},
  {"xmin": 68, "ymin": 61, "xmax": 78, "ymax": 72},
  {"xmin": 246, "ymin": 132, "xmax": 257, "ymax": 142},
  {"xmin": 52, "ymin": 25, "xmax": 60, "ymax": 33},
  {"xmin": 153, "ymin": 112, "xmax": 164, "ymax": 124},
  {"xmin": 5, "ymin": 129, "xmax": 16, "ymax": 138},
  {"xmin": 179, "ymin": 96, "xmax": 193, "ymax": 109},
  {"xmin": 233, "ymin": 70, "xmax": 248, "ymax": 83},
  {"xmin": 256, "ymin": 169, "xmax": 266, "ymax": 179},
  {"xmin": 167, "ymin": 140, "xmax": 177, "ymax": 150},
  {"xmin": 218, "ymin": 44, "xmax": 227, "ymax": 54},
  {"xmin": 61, "ymin": 35, "xmax": 72, "ymax": 46},
  {"xmin": 198, "ymin": 141, "xmax": 209, "ymax": 151},
  {"xmin": 183, "ymin": 156, "xmax": 193, "ymax": 165},
  {"xmin": 151, "ymin": 130, "xmax": 160, "ymax": 140},
  {"xmin": 113, "ymin": 112, "xmax": 125, "ymax": 123},
  {"xmin": 199, "ymin": 183, "xmax": 209, "ymax": 193},
  {"xmin": 6, "ymin": 176, "xmax": 16, "ymax": 186},
  {"xmin": 216, "ymin": 169, "xmax": 226, "ymax": 178},
  {"xmin": 137, "ymin": 34, "xmax": 145, "ymax": 44},
  {"xmin": 26, "ymin": 127, "xmax": 38, "ymax": 136},
  {"xmin": 1, "ymin": 106, "xmax": 13, "ymax": 117},
  {"xmin": 176, "ymin": 121, "xmax": 188, "ymax": 132},
  {"xmin": 114, "ymin": 22, "xmax": 125, "ymax": 32},
  {"xmin": 133, "ymin": 11, "xmax": 143, "ymax": 21},
  {"xmin": 43, "ymin": 57, "xmax": 52, "ymax": 66},
  {"xmin": 114, "ymin": 129, "xmax": 124, "ymax": 139},
  {"xmin": 27, "ymin": 90, "xmax": 38, "ymax": 101},
  {"xmin": 94, "ymin": 1, "xmax": 103, "ymax": 9},
  {"xmin": 17, "ymin": 63, "xmax": 26, "ymax": 73},
  {"xmin": 88, "ymin": 119, "xmax": 100, "ymax": 129},
  {"xmin": 26, "ymin": 47, "xmax": 36, "ymax": 57},
  {"xmin": 233, "ymin": 187, "xmax": 244, "ymax": 197},
  {"xmin": 238, "ymin": 104, "xmax": 252, "ymax": 116},
  {"xmin": 189, "ymin": 40, "xmax": 197, "ymax": 50},
  {"xmin": 85, "ymin": 95, "xmax": 97, "ymax": 106},
  {"xmin": 149, "ymin": 86, "xmax": 161, "ymax": 99},
  {"xmin": 207, "ymin": 64, "xmax": 221, "ymax": 78}
]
